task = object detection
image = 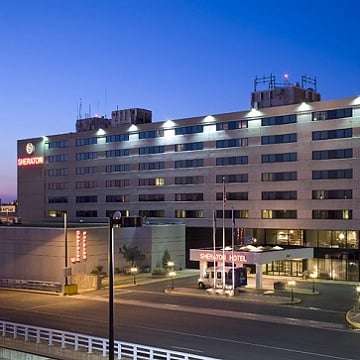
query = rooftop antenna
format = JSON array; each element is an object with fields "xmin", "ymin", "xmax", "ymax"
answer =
[
  {"xmin": 301, "ymin": 74, "xmax": 317, "ymax": 92},
  {"xmin": 78, "ymin": 98, "xmax": 83, "ymax": 119},
  {"xmin": 105, "ymin": 88, "xmax": 107, "ymax": 118}
]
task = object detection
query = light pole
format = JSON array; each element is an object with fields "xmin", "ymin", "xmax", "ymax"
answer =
[
  {"xmin": 310, "ymin": 272, "xmax": 317, "ymax": 293},
  {"xmin": 288, "ymin": 280, "xmax": 296, "ymax": 302},
  {"xmin": 130, "ymin": 266, "xmax": 138, "ymax": 285},
  {"xmin": 109, "ymin": 211, "xmax": 121, "ymax": 360},
  {"xmin": 64, "ymin": 211, "xmax": 68, "ymax": 286},
  {"xmin": 167, "ymin": 261, "xmax": 175, "ymax": 289}
]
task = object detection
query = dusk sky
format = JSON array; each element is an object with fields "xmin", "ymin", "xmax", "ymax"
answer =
[{"xmin": 1, "ymin": 0, "xmax": 359, "ymax": 203}]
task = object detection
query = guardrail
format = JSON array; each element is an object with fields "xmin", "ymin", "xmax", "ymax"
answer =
[
  {"xmin": 0, "ymin": 320, "xmax": 219, "ymax": 360},
  {"xmin": 0, "ymin": 279, "xmax": 61, "ymax": 293}
]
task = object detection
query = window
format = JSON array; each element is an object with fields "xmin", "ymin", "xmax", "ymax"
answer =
[
  {"xmin": 175, "ymin": 210, "xmax": 204, "ymax": 218},
  {"xmin": 106, "ymin": 195, "xmax": 129, "ymax": 202},
  {"xmin": 106, "ymin": 149, "xmax": 130, "ymax": 157},
  {"xmin": 138, "ymin": 178, "xmax": 165, "ymax": 186},
  {"xmin": 261, "ymin": 133, "xmax": 297, "ymax": 145},
  {"xmin": 106, "ymin": 133, "xmax": 129, "ymax": 142},
  {"xmin": 216, "ymin": 138, "xmax": 248, "ymax": 148},
  {"xmin": 312, "ymin": 149, "xmax": 352, "ymax": 160},
  {"xmin": 76, "ymin": 210, "xmax": 97, "ymax": 217},
  {"xmin": 312, "ymin": 169, "xmax": 352, "ymax": 179},
  {"xmin": 138, "ymin": 162, "xmax": 165, "ymax": 171},
  {"xmin": 312, "ymin": 108, "xmax": 352, "ymax": 121},
  {"xmin": 216, "ymin": 209, "xmax": 248, "ymax": 219},
  {"xmin": 312, "ymin": 128, "xmax": 352, "ymax": 140},
  {"xmin": 216, "ymin": 120, "xmax": 248, "ymax": 130},
  {"xmin": 262, "ymin": 171, "xmax": 297, "ymax": 182},
  {"xmin": 106, "ymin": 164, "xmax": 130, "ymax": 172},
  {"xmin": 48, "ymin": 140, "xmax": 68, "ymax": 149},
  {"xmin": 75, "ymin": 166, "xmax": 97, "ymax": 175},
  {"xmin": 312, "ymin": 210, "xmax": 352, "ymax": 220},
  {"xmin": 175, "ymin": 142, "xmax": 203, "ymax": 151},
  {"xmin": 139, "ymin": 146, "xmax": 165, "ymax": 155},
  {"xmin": 175, "ymin": 125, "xmax": 203, "ymax": 135},
  {"xmin": 262, "ymin": 152, "xmax": 297, "ymax": 163},
  {"xmin": 312, "ymin": 189, "xmax": 352, "ymax": 199},
  {"xmin": 76, "ymin": 195, "xmax": 97, "ymax": 203},
  {"xmin": 106, "ymin": 179, "xmax": 130, "ymax": 187},
  {"xmin": 139, "ymin": 129, "xmax": 164, "ymax": 139},
  {"xmin": 262, "ymin": 191, "xmax": 297, "ymax": 200},
  {"xmin": 261, "ymin": 114, "xmax": 297, "ymax": 126},
  {"xmin": 139, "ymin": 210, "xmax": 165, "ymax": 217},
  {"xmin": 175, "ymin": 193, "xmax": 203, "ymax": 201},
  {"xmin": 48, "ymin": 168, "xmax": 68, "ymax": 176},
  {"xmin": 75, "ymin": 181, "xmax": 97, "ymax": 189},
  {"xmin": 262, "ymin": 210, "xmax": 297, "ymax": 219},
  {"xmin": 48, "ymin": 196, "xmax": 68, "ymax": 203},
  {"xmin": 175, "ymin": 159, "xmax": 204, "ymax": 168},
  {"xmin": 216, "ymin": 156, "xmax": 248, "ymax": 166},
  {"xmin": 76, "ymin": 152, "xmax": 97, "ymax": 160},
  {"xmin": 48, "ymin": 154, "xmax": 68, "ymax": 162},
  {"xmin": 217, "ymin": 174, "xmax": 248, "ymax": 183},
  {"xmin": 139, "ymin": 194, "xmax": 165, "ymax": 201},
  {"xmin": 175, "ymin": 176, "xmax": 204, "ymax": 185},
  {"xmin": 76, "ymin": 137, "xmax": 97, "ymax": 146},
  {"xmin": 216, "ymin": 192, "xmax": 248, "ymax": 201},
  {"xmin": 48, "ymin": 182, "xmax": 68, "ymax": 190}
]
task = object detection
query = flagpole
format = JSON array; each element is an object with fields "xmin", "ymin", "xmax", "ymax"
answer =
[
  {"xmin": 222, "ymin": 177, "xmax": 225, "ymax": 290},
  {"xmin": 213, "ymin": 209, "xmax": 216, "ymax": 289},
  {"xmin": 232, "ymin": 207, "xmax": 235, "ymax": 292}
]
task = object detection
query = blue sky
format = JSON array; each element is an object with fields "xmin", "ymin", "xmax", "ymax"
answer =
[{"xmin": 1, "ymin": 0, "xmax": 359, "ymax": 203}]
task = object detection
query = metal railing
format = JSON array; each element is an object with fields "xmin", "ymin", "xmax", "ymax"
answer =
[{"xmin": 0, "ymin": 320, "xmax": 219, "ymax": 360}]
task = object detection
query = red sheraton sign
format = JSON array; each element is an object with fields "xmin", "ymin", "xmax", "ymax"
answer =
[{"xmin": 17, "ymin": 156, "xmax": 44, "ymax": 166}]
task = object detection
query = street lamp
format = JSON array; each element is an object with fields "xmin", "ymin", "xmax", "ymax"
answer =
[
  {"xmin": 167, "ymin": 261, "xmax": 175, "ymax": 290},
  {"xmin": 109, "ymin": 211, "xmax": 121, "ymax": 360},
  {"xmin": 288, "ymin": 280, "xmax": 296, "ymax": 302},
  {"xmin": 130, "ymin": 266, "xmax": 138, "ymax": 285},
  {"xmin": 310, "ymin": 272, "xmax": 317, "ymax": 293},
  {"xmin": 169, "ymin": 271, "xmax": 176, "ymax": 290}
]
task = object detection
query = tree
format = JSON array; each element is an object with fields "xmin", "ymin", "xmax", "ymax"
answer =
[
  {"xmin": 162, "ymin": 249, "xmax": 171, "ymax": 268},
  {"xmin": 119, "ymin": 245, "xmax": 145, "ymax": 266}
]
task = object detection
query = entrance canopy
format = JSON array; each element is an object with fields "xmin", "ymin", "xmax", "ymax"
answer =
[{"xmin": 190, "ymin": 245, "xmax": 314, "ymax": 289}]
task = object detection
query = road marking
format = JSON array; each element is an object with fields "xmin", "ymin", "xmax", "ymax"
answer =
[
  {"xmin": 172, "ymin": 345, "xmax": 204, "ymax": 353},
  {"xmin": 129, "ymin": 323, "xmax": 356, "ymax": 360},
  {"xmin": 112, "ymin": 298, "xmax": 347, "ymax": 332}
]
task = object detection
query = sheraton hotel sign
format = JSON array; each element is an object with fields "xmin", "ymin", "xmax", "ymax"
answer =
[{"xmin": 17, "ymin": 143, "xmax": 44, "ymax": 167}]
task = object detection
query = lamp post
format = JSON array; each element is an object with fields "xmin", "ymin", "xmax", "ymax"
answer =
[
  {"xmin": 109, "ymin": 211, "xmax": 121, "ymax": 360},
  {"xmin": 288, "ymin": 280, "xmax": 296, "ymax": 302},
  {"xmin": 130, "ymin": 266, "xmax": 138, "ymax": 285},
  {"xmin": 167, "ymin": 261, "xmax": 175, "ymax": 289},
  {"xmin": 310, "ymin": 272, "xmax": 317, "ymax": 293},
  {"xmin": 64, "ymin": 211, "xmax": 68, "ymax": 287}
]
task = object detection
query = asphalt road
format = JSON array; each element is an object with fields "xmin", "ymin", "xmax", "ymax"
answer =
[{"xmin": 0, "ymin": 275, "xmax": 359, "ymax": 360}]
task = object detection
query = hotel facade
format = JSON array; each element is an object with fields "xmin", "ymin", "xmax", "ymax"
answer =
[{"xmin": 17, "ymin": 77, "xmax": 360, "ymax": 281}]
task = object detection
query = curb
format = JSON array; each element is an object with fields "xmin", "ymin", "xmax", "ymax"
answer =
[{"xmin": 345, "ymin": 309, "xmax": 360, "ymax": 329}]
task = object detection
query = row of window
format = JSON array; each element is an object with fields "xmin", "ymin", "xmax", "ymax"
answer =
[
  {"xmin": 47, "ymin": 107, "xmax": 354, "ymax": 149},
  {"xmin": 48, "ymin": 190, "xmax": 353, "ymax": 203},
  {"xmin": 47, "ymin": 168, "xmax": 354, "ymax": 183},
  {"xmin": 47, "ymin": 207, "xmax": 353, "ymax": 220},
  {"xmin": 49, "ymin": 146, "xmax": 355, "ymax": 164}
]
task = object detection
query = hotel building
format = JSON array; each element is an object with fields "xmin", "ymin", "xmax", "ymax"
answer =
[{"xmin": 17, "ymin": 75, "xmax": 360, "ymax": 280}]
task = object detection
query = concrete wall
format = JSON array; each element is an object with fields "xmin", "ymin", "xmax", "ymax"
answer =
[{"xmin": 0, "ymin": 223, "xmax": 185, "ymax": 286}]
